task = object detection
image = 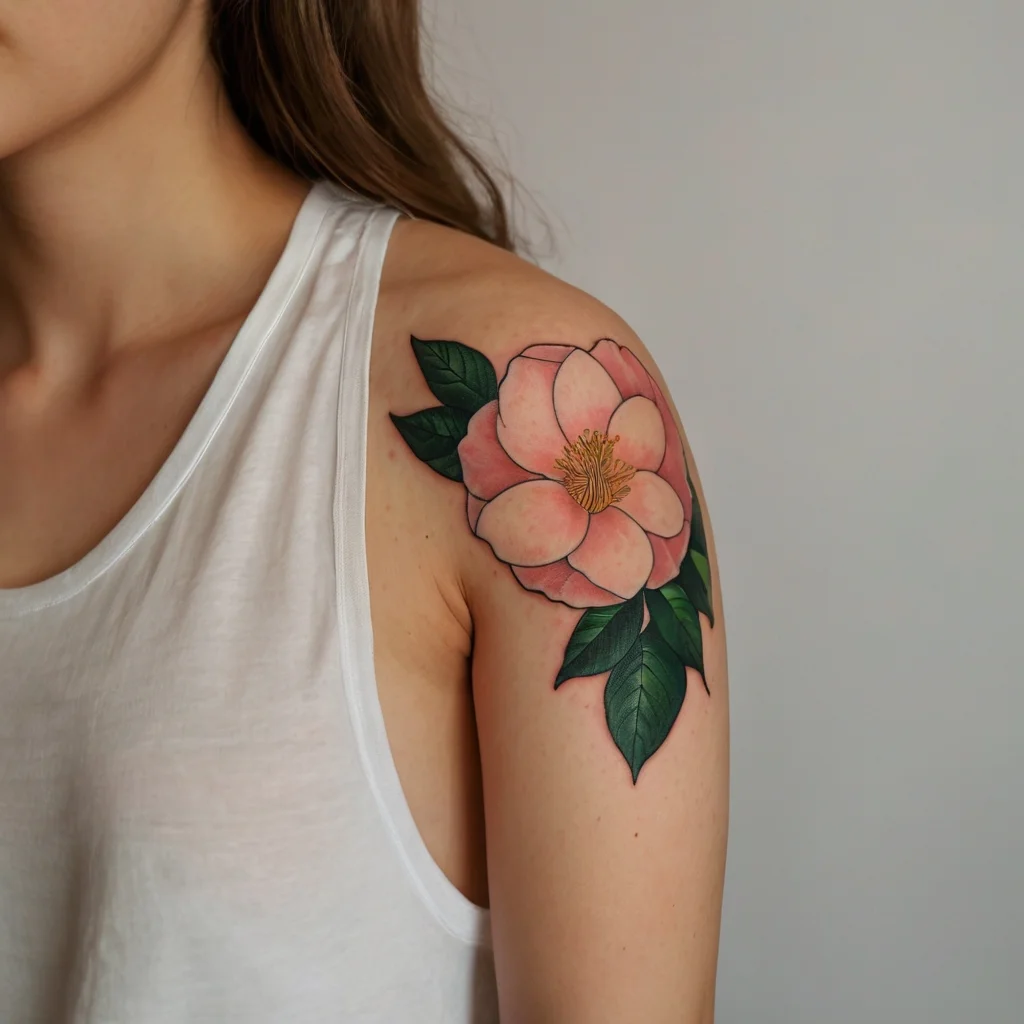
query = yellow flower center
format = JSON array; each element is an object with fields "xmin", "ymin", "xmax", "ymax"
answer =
[{"xmin": 555, "ymin": 429, "xmax": 637, "ymax": 514}]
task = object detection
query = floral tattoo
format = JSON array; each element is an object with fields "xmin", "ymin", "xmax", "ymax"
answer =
[{"xmin": 391, "ymin": 337, "xmax": 713, "ymax": 783}]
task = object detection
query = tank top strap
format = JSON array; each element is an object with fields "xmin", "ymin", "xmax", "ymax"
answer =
[{"xmin": 331, "ymin": 204, "xmax": 493, "ymax": 944}]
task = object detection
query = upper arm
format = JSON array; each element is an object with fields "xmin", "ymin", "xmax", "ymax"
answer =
[{"xmin": 385, "ymin": 239, "xmax": 728, "ymax": 1023}]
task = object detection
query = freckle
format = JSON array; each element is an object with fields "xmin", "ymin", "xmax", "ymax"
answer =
[{"xmin": 634, "ymin": 832, "xmax": 639, "ymax": 838}]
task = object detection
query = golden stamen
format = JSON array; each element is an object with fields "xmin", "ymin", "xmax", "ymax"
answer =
[{"xmin": 555, "ymin": 429, "xmax": 637, "ymax": 514}]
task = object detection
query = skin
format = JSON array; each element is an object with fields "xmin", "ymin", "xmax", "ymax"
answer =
[{"xmin": 0, "ymin": 2, "xmax": 729, "ymax": 1021}]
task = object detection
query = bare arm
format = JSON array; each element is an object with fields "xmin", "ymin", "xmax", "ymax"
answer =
[{"xmin": 388, "ymin": 278, "xmax": 729, "ymax": 1022}]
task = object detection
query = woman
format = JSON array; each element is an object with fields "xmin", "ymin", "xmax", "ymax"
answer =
[{"xmin": 0, "ymin": 1, "xmax": 729, "ymax": 1020}]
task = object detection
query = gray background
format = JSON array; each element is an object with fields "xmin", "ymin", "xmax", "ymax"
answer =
[{"xmin": 425, "ymin": 2, "xmax": 1024, "ymax": 1021}]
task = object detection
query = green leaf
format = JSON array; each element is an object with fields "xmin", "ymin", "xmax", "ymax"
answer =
[
  {"xmin": 555, "ymin": 592, "xmax": 645, "ymax": 687},
  {"xmin": 389, "ymin": 406, "xmax": 471, "ymax": 481},
  {"xmin": 686, "ymin": 469, "xmax": 708, "ymax": 559},
  {"xmin": 676, "ymin": 551, "xmax": 714, "ymax": 627},
  {"xmin": 684, "ymin": 468, "xmax": 714, "ymax": 619},
  {"xmin": 645, "ymin": 585, "xmax": 704, "ymax": 678},
  {"xmin": 690, "ymin": 550, "xmax": 711, "ymax": 593},
  {"xmin": 604, "ymin": 626, "xmax": 686, "ymax": 784},
  {"xmin": 411, "ymin": 337, "xmax": 498, "ymax": 414}
]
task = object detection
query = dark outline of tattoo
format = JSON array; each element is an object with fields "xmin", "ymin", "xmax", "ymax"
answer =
[{"xmin": 390, "ymin": 336, "xmax": 714, "ymax": 783}]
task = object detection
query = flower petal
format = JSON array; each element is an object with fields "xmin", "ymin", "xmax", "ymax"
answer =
[
  {"xmin": 552, "ymin": 348, "xmax": 623, "ymax": 441},
  {"xmin": 590, "ymin": 338, "xmax": 656, "ymax": 401},
  {"xmin": 643, "ymin": 383, "xmax": 694, "ymax": 589},
  {"xmin": 513, "ymin": 560, "xmax": 623, "ymax": 608},
  {"xmin": 607, "ymin": 396, "xmax": 665, "ymax": 471},
  {"xmin": 496, "ymin": 354, "xmax": 568, "ymax": 478},
  {"xmin": 458, "ymin": 400, "xmax": 540, "ymax": 499},
  {"xmin": 617, "ymin": 470, "xmax": 685, "ymax": 538},
  {"xmin": 647, "ymin": 527, "xmax": 692, "ymax": 589},
  {"xmin": 520, "ymin": 343, "xmax": 576, "ymax": 363},
  {"xmin": 475, "ymin": 480, "xmax": 589, "ymax": 567},
  {"xmin": 567, "ymin": 506, "xmax": 654, "ymax": 599},
  {"xmin": 651, "ymin": 379, "xmax": 692, "ymax": 527}
]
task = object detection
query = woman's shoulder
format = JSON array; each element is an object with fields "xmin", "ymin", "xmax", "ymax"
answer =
[
  {"xmin": 368, "ymin": 218, "xmax": 688, "ymax": 514},
  {"xmin": 372, "ymin": 217, "xmax": 645, "ymax": 369},
  {"xmin": 367, "ymin": 213, "xmax": 710, "ymax": 602}
]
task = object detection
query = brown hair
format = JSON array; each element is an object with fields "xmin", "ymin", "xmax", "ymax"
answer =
[{"xmin": 210, "ymin": 0, "xmax": 514, "ymax": 250}]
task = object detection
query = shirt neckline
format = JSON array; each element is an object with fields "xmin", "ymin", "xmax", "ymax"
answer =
[{"xmin": 0, "ymin": 181, "xmax": 336, "ymax": 618}]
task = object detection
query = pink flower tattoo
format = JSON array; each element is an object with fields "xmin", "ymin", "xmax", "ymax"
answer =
[
  {"xmin": 391, "ymin": 337, "xmax": 714, "ymax": 782},
  {"xmin": 459, "ymin": 340, "xmax": 693, "ymax": 607}
]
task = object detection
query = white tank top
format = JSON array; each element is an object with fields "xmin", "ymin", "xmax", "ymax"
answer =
[{"xmin": 0, "ymin": 184, "xmax": 497, "ymax": 1023}]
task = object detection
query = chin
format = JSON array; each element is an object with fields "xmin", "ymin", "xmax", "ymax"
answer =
[
  {"xmin": 0, "ymin": 85, "xmax": 62, "ymax": 162},
  {"xmin": 0, "ymin": 89, "xmax": 107, "ymax": 165},
  {"xmin": 0, "ymin": 122, "xmax": 52, "ymax": 164},
  {"xmin": 0, "ymin": 121, "xmax": 34, "ymax": 163}
]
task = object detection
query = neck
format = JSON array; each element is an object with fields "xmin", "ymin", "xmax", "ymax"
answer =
[{"xmin": 0, "ymin": 6, "xmax": 306, "ymax": 384}]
